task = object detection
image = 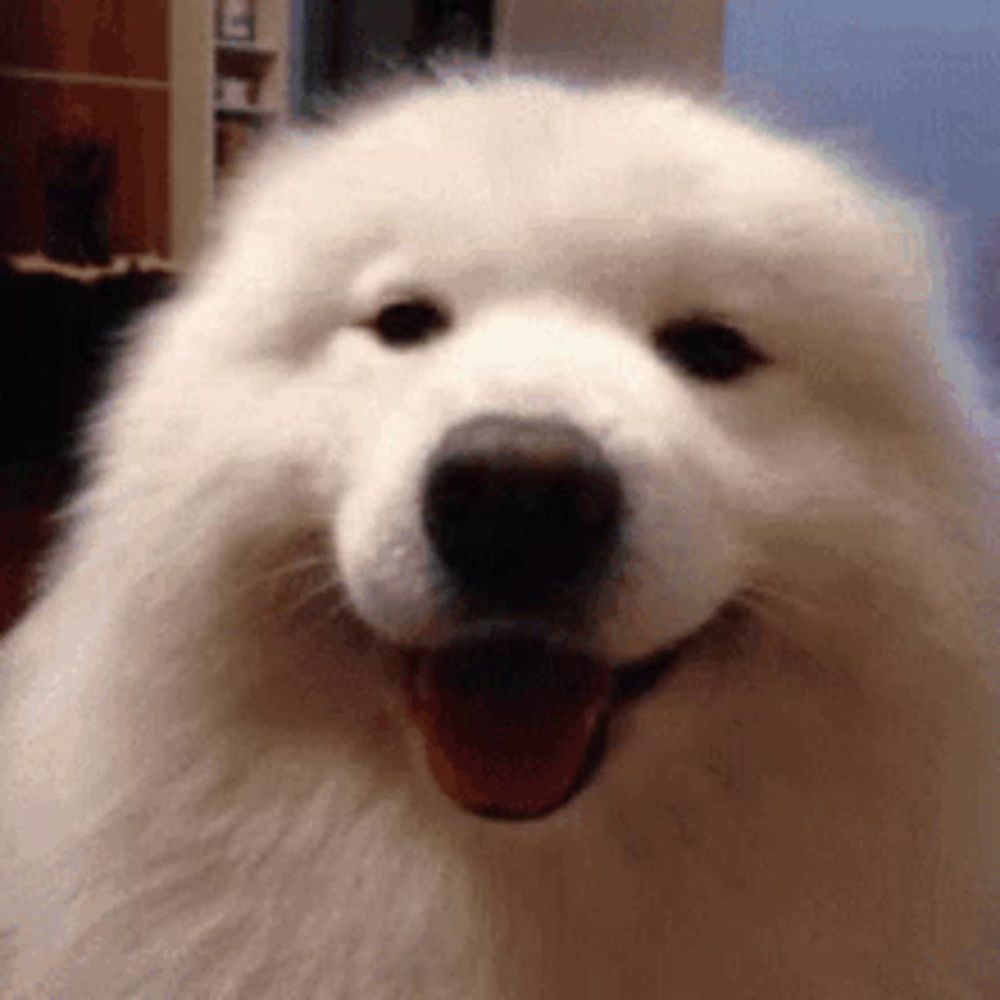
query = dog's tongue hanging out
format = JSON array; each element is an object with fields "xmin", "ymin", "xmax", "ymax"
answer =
[{"xmin": 407, "ymin": 630, "xmax": 613, "ymax": 818}]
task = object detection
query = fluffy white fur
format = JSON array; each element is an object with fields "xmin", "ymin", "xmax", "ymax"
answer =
[{"xmin": 2, "ymin": 74, "xmax": 997, "ymax": 997}]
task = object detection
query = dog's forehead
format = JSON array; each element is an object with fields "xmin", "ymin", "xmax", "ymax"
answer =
[
  {"xmin": 206, "ymin": 78, "xmax": 933, "ymax": 380},
  {"xmin": 319, "ymin": 83, "xmax": 831, "ymax": 215},
  {"xmin": 258, "ymin": 81, "xmax": 902, "ymax": 279}
]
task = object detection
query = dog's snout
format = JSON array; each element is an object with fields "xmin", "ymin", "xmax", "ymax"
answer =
[{"xmin": 422, "ymin": 416, "xmax": 622, "ymax": 606}]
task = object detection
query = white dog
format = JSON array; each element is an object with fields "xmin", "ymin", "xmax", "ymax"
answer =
[{"xmin": 2, "ymin": 73, "xmax": 997, "ymax": 998}]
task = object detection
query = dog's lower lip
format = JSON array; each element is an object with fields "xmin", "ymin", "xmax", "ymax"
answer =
[{"xmin": 613, "ymin": 643, "xmax": 682, "ymax": 704}]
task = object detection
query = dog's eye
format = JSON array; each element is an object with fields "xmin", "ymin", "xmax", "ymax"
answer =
[
  {"xmin": 370, "ymin": 298, "xmax": 450, "ymax": 347},
  {"xmin": 654, "ymin": 317, "xmax": 768, "ymax": 383}
]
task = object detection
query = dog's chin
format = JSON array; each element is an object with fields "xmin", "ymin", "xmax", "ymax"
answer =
[{"xmin": 400, "ymin": 610, "xmax": 726, "ymax": 822}]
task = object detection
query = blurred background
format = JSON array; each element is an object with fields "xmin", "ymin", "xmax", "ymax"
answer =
[{"xmin": 0, "ymin": 0, "xmax": 998, "ymax": 629}]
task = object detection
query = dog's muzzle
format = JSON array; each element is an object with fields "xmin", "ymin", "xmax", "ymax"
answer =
[{"xmin": 408, "ymin": 416, "xmax": 627, "ymax": 819}]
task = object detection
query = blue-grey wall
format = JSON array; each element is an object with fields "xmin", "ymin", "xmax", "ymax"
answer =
[{"xmin": 725, "ymin": 1, "xmax": 1000, "ymax": 354}]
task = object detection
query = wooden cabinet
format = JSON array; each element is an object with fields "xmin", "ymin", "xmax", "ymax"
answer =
[
  {"xmin": 0, "ymin": 0, "xmax": 292, "ymax": 266},
  {"xmin": 0, "ymin": 0, "xmax": 171, "ymax": 259}
]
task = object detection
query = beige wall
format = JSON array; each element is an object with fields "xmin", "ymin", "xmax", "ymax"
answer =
[{"xmin": 495, "ymin": 0, "xmax": 726, "ymax": 91}]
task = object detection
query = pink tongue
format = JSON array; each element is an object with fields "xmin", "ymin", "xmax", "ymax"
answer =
[{"xmin": 407, "ymin": 631, "xmax": 612, "ymax": 819}]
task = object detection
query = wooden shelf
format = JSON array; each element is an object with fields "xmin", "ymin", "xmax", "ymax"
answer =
[
  {"xmin": 214, "ymin": 101, "xmax": 280, "ymax": 117},
  {"xmin": 215, "ymin": 40, "xmax": 279, "ymax": 57},
  {"xmin": 0, "ymin": 64, "xmax": 168, "ymax": 89},
  {"xmin": 170, "ymin": 0, "xmax": 291, "ymax": 263}
]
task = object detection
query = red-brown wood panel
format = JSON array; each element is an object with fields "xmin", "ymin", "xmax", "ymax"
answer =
[
  {"xmin": 0, "ymin": 77, "xmax": 169, "ymax": 256},
  {"xmin": 0, "ymin": 0, "xmax": 168, "ymax": 79}
]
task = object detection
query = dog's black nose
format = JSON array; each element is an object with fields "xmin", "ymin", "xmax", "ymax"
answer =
[{"xmin": 422, "ymin": 416, "xmax": 622, "ymax": 607}]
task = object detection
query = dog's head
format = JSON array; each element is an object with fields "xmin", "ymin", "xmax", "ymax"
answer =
[{"xmin": 98, "ymin": 77, "xmax": 980, "ymax": 821}]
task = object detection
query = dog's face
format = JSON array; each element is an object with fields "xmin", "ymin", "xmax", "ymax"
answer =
[{"xmin": 148, "ymin": 80, "xmax": 953, "ymax": 819}]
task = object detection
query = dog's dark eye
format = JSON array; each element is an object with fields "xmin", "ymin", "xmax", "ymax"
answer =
[
  {"xmin": 370, "ymin": 298, "xmax": 449, "ymax": 347},
  {"xmin": 654, "ymin": 317, "xmax": 768, "ymax": 383}
]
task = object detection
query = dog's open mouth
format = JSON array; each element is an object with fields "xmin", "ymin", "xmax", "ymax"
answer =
[{"xmin": 405, "ymin": 623, "xmax": 688, "ymax": 820}]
